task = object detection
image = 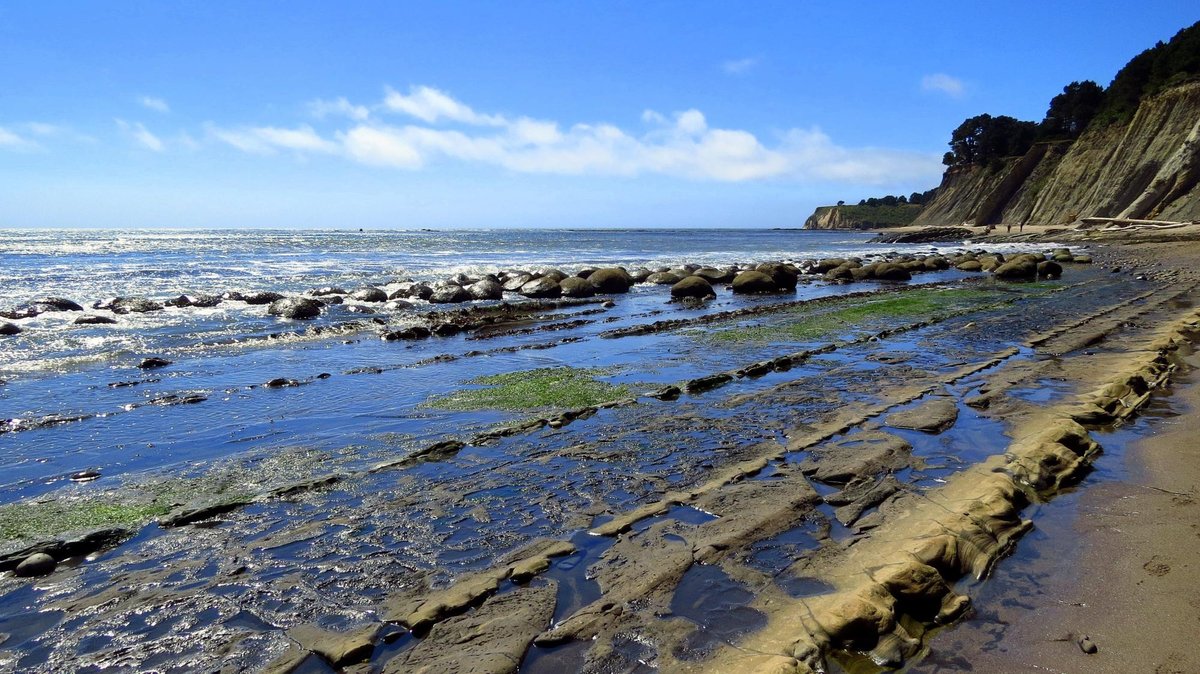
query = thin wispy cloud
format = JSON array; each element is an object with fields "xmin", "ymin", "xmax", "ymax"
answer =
[
  {"xmin": 308, "ymin": 96, "xmax": 370, "ymax": 122},
  {"xmin": 208, "ymin": 85, "xmax": 942, "ymax": 185},
  {"xmin": 0, "ymin": 126, "xmax": 30, "ymax": 149},
  {"xmin": 139, "ymin": 96, "xmax": 170, "ymax": 113},
  {"xmin": 722, "ymin": 57, "xmax": 758, "ymax": 75},
  {"xmin": 382, "ymin": 85, "xmax": 506, "ymax": 126},
  {"xmin": 116, "ymin": 119, "xmax": 165, "ymax": 151},
  {"xmin": 921, "ymin": 73, "xmax": 965, "ymax": 98},
  {"xmin": 208, "ymin": 123, "xmax": 339, "ymax": 155}
]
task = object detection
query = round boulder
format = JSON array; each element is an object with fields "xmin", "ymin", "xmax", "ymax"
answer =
[
  {"xmin": 350, "ymin": 287, "xmax": 388, "ymax": 303},
  {"xmin": 14, "ymin": 553, "xmax": 56, "ymax": 577},
  {"xmin": 309, "ymin": 286, "xmax": 346, "ymax": 297},
  {"xmin": 111, "ymin": 297, "xmax": 165, "ymax": 314},
  {"xmin": 756, "ymin": 263, "xmax": 799, "ymax": 290},
  {"xmin": 731, "ymin": 270, "xmax": 778, "ymax": 294},
  {"xmin": 671, "ymin": 276, "xmax": 716, "ymax": 300},
  {"xmin": 466, "ymin": 279, "xmax": 503, "ymax": 301},
  {"xmin": 646, "ymin": 272, "xmax": 683, "ymax": 285},
  {"xmin": 559, "ymin": 277, "xmax": 596, "ymax": 298},
  {"xmin": 1037, "ymin": 260, "xmax": 1063, "ymax": 279},
  {"xmin": 873, "ymin": 263, "xmax": 912, "ymax": 281},
  {"xmin": 429, "ymin": 284, "xmax": 470, "ymax": 304},
  {"xmin": 74, "ymin": 315, "xmax": 118, "ymax": 325},
  {"xmin": 268, "ymin": 297, "xmax": 323, "ymax": 320},
  {"xmin": 242, "ymin": 292, "xmax": 285, "ymax": 306},
  {"xmin": 955, "ymin": 260, "xmax": 984, "ymax": 272},
  {"xmin": 993, "ymin": 259, "xmax": 1038, "ymax": 279},
  {"xmin": 519, "ymin": 277, "xmax": 562, "ymax": 299},
  {"xmin": 0, "ymin": 321, "xmax": 21, "ymax": 336},
  {"xmin": 588, "ymin": 268, "xmax": 633, "ymax": 294}
]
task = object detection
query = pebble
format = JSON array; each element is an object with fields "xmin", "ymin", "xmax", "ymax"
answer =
[{"xmin": 1079, "ymin": 636, "xmax": 1098, "ymax": 654}]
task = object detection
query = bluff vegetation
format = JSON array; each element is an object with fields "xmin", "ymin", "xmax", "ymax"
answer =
[{"xmin": 806, "ymin": 20, "xmax": 1200, "ymax": 230}]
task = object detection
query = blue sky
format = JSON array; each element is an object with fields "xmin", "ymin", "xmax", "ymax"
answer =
[{"xmin": 1, "ymin": 2, "xmax": 1196, "ymax": 229}]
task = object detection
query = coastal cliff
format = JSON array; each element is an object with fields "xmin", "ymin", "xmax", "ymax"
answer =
[
  {"xmin": 912, "ymin": 81, "xmax": 1200, "ymax": 226},
  {"xmin": 803, "ymin": 203, "xmax": 923, "ymax": 230}
]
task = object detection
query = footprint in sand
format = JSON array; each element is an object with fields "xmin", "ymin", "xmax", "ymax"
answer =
[{"xmin": 1144, "ymin": 555, "xmax": 1171, "ymax": 577}]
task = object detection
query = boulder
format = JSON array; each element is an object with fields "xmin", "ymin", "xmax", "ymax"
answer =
[
  {"xmin": 694, "ymin": 267, "xmax": 735, "ymax": 283},
  {"xmin": 536, "ymin": 269, "xmax": 568, "ymax": 283},
  {"xmin": 383, "ymin": 326, "xmax": 431, "ymax": 340},
  {"xmin": 242, "ymin": 292, "xmax": 285, "ymax": 306},
  {"xmin": 628, "ymin": 268, "xmax": 653, "ymax": 282},
  {"xmin": 559, "ymin": 277, "xmax": 596, "ymax": 298},
  {"xmin": 432, "ymin": 323, "xmax": 461, "ymax": 337},
  {"xmin": 670, "ymin": 276, "xmax": 716, "ymax": 299},
  {"xmin": 350, "ymin": 287, "xmax": 388, "ymax": 303},
  {"xmin": 109, "ymin": 297, "xmax": 165, "ymax": 314},
  {"xmin": 1073, "ymin": 255, "xmax": 1093, "ymax": 264},
  {"xmin": 14, "ymin": 553, "xmax": 56, "ymax": 577},
  {"xmin": 588, "ymin": 268, "xmax": 633, "ymax": 294},
  {"xmin": 502, "ymin": 274, "xmax": 534, "ymax": 291},
  {"xmin": 0, "ymin": 322, "xmax": 20, "ymax": 336},
  {"xmin": 873, "ymin": 263, "xmax": 912, "ymax": 281},
  {"xmin": 955, "ymin": 260, "xmax": 983, "ymax": 272},
  {"xmin": 519, "ymin": 277, "xmax": 562, "ymax": 299},
  {"xmin": 731, "ymin": 270, "xmax": 778, "ymax": 294},
  {"xmin": 429, "ymin": 284, "xmax": 470, "ymax": 304},
  {"xmin": 993, "ymin": 259, "xmax": 1037, "ymax": 279},
  {"xmin": 34, "ymin": 297, "xmax": 84, "ymax": 312},
  {"xmin": 383, "ymin": 300, "xmax": 413, "ymax": 311},
  {"xmin": 138, "ymin": 357, "xmax": 172, "ymax": 369},
  {"xmin": 309, "ymin": 286, "xmax": 347, "ymax": 297},
  {"xmin": 74, "ymin": 315, "xmax": 118, "ymax": 325},
  {"xmin": 466, "ymin": 279, "xmax": 503, "ymax": 301},
  {"xmin": 187, "ymin": 294, "xmax": 222, "ymax": 308},
  {"xmin": 268, "ymin": 297, "xmax": 323, "ymax": 320},
  {"xmin": 1037, "ymin": 260, "xmax": 1063, "ymax": 279},
  {"xmin": 756, "ymin": 263, "xmax": 799, "ymax": 290},
  {"xmin": 646, "ymin": 272, "xmax": 683, "ymax": 285}
]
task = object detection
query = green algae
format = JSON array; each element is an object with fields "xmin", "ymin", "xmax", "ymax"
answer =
[
  {"xmin": 708, "ymin": 288, "xmax": 1006, "ymax": 344},
  {"xmin": 0, "ymin": 500, "xmax": 170, "ymax": 541},
  {"xmin": 428, "ymin": 367, "xmax": 631, "ymax": 411}
]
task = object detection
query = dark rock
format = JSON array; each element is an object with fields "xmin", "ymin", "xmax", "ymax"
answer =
[
  {"xmin": 694, "ymin": 267, "xmax": 735, "ymax": 283},
  {"xmin": 70, "ymin": 469, "xmax": 101, "ymax": 482},
  {"xmin": 383, "ymin": 300, "xmax": 413, "ymax": 311},
  {"xmin": 588, "ymin": 268, "xmax": 633, "ymax": 294},
  {"xmin": 601, "ymin": 300, "xmax": 616, "ymax": 308},
  {"xmin": 14, "ymin": 553, "xmax": 56, "ymax": 577},
  {"xmin": 1037, "ymin": 260, "xmax": 1063, "ymax": 279},
  {"xmin": 432, "ymin": 323, "xmax": 461, "ymax": 337},
  {"xmin": 956, "ymin": 260, "xmax": 983, "ymax": 272},
  {"xmin": 629, "ymin": 268, "xmax": 653, "ymax": 282},
  {"xmin": 35, "ymin": 297, "xmax": 84, "ymax": 312},
  {"xmin": 466, "ymin": 279, "xmax": 503, "ymax": 301},
  {"xmin": 323, "ymin": 295, "xmax": 344, "ymax": 305},
  {"xmin": 350, "ymin": 287, "xmax": 388, "ymax": 303},
  {"xmin": 345, "ymin": 305, "xmax": 376, "ymax": 314},
  {"xmin": 221, "ymin": 291, "xmax": 246, "ymax": 302},
  {"xmin": 536, "ymin": 269, "xmax": 568, "ymax": 283},
  {"xmin": 164, "ymin": 295, "xmax": 192, "ymax": 308},
  {"xmin": 1079, "ymin": 636, "xmax": 1098, "ymax": 654},
  {"xmin": 0, "ymin": 322, "xmax": 21, "ymax": 336},
  {"xmin": 429, "ymin": 284, "xmax": 470, "ymax": 304},
  {"xmin": 559, "ymin": 277, "xmax": 596, "ymax": 298},
  {"xmin": 241, "ymin": 291, "xmax": 284, "ymax": 306},
  {"xmin": 869, "ymin": 227, "xmax": 973, "ymax": 244},
  {"xmin": 309, "ymin": 286, "xmax": 347, "ymax": 297},
  {"xmin": 264, "ymin": 378, "xmax": 300, "ymax": 388},
  {"xmin": 502, "ymin": 274, "xmax": 534, "ymax": 291},
  {"xmin": 109, "ymin": 297, "xmax": 165, "ymax": 314},
  {"xmin": 268, "ymin": 297, "xmax": 323, "ymax": 320},
  {"xmin": 671, "ymin": 276, "xmax": 716, "ymax": 299},
  {"xmin": 873, "ymin": 263, "xmax": 912, "ymax": 281},
  {"xmin": 138, "ymin": 357, "xmax": 172, "ymax": 369},
  {"xmin": 519, "ymin": 277, "xmax": 562, "ymax": 299},
  {"xmin": 646, "ymin": 271, "xmax": 684, "ymax": 285},
  {"xmin": 731, "ymin": 270, "xmax": 778, "ymax": 294},
  {"xmin": 994, "ymin": 258, "xmax": 1038, "ymax": 280},
  {"xmin": 756, "ymin": 263, "xmax": 799, "ymax": 290},
  {"xmin": 188, "ymin": 294, "xmax": 222, "ymax": 308},
  {"xmin": 383, "ymin": 326, "xmax": 432, "ymax": 341}
]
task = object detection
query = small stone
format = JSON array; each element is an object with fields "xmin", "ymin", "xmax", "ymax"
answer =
[
  {"xmin": 138, "ymin": 357, "xmax": 172, "ymax": 369},
  {"xmin": 14, "ymin": 553, "xmax": 56, "ymax": 577},
  {"xmin": 0, "ymin": 322, "xmax": 21, "ymax": 336},
  {"xmin": 70, "ymin": 469, "xmax": 102, "ymax": 482},
  {"xmin": 1079, "ymin": 636, "xmax": 1098, "ymax": 654}
]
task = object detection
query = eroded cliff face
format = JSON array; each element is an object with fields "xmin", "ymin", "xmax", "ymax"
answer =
[
  {"xmin": 909, "ymin": 82, "xmax": 1200, "ymax": 227},
  {"xmin": 803, "ymin": 204, "xmax": 924, "ymax": 230}
]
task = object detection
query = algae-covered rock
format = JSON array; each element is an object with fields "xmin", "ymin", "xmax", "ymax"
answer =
[
  {"xmin": 732, "ymin": 270, "xmax": 778, "ymax": 294},
  {"xmin": 1037, "ymin": 260, "xmax": 1063, "ymax": 279},
  {"xmin": 671, "ymin": 275, "xmax": 716, "ymax": 299},
  {"xmin": 559, "ymin": 276, "xmax": 596, "ymax": 298},
  {"xmin": 588, "ymin": 268, "xmax": 633, "ymax": 294}
]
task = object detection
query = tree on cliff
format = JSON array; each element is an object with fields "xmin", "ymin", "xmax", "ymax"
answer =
[
  {"xmin": 942, "ymin": 114, "xmax": 1038, "ymax": 167},
  {"xmin": 1094, "ymin": 20, "xmax": 1200, "ymax": 126},
  {"xmin": 1038, "ymin": 80, "xmax": 1104, "ymax": 139}
]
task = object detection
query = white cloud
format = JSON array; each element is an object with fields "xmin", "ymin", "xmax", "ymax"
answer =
[
  {"xmin": 308, "ymin": 96, "xmax": 369, "ymax": 121},
  {"xmin": 209, "ymin": 124, "xmax": 338, "ymax": 155},
  {"xmin": 382, "ymin": 85, "xmax": 506, "ymax": 126},
  {"xmin": 212, "ymin": 85, "xmax": 942, "ymax": 186},
  {"xmin": 116, "ymin": 119, "xmax": 164, "ymax": 151},
  {"xmin": 140, "ymin": 96, "xmax": 170, "ymax": 113},
  {"xmin": 722, "ymin": 57, "xmax": 758, "ymax": 75},
  {"xmin": 0, "ymin": 126, "xmax": 28, "ymax": 149},
  {"xmin": 921, "ymin": 73, "xmax": 965, "ymax": 98}
]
